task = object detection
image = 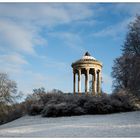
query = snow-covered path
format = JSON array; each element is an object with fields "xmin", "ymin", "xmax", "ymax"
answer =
[{"xmin": 0, "ymin": 111, "xmax": 140, "ymax": 137}]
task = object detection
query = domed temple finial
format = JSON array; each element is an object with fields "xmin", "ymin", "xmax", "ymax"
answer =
[{"xmin": 84, "ymin": 51, "xmax": 91, "ymax": 56}]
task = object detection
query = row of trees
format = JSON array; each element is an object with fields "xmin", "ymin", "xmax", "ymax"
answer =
[{"xmin": 112, "ymin": 15, "xmax": 140, "ymax": 98}]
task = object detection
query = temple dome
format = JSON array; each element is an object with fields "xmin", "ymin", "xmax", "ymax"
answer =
[
  {"xmin": 82, "ymin": 51, "xmax": 96, "ymax": 60},
  {"xmin": 71, "ymin": 51, "xmax": 102, "ymax": 68}
]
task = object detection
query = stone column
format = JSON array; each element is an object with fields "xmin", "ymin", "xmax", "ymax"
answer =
[
  {"xmin": 93, "ymin": 69, "xmax": 97, "ymax": 95},
  {"xmin": 92, "ymin": 74, "xmax": 95, "ymax": 95},
  {"xmin": 78, "ymin": 69, "xmax": 81, "ymax": 95},
  {"xmin": 73, "ymin": 70, "xmax": 76, "ymax": 95},
  {"xmin": 85, "ymin": 68, "xmax": 89, "ymax": 95},
  {"xmin": 97, "ymin": 71, "xmax": 99, "ymax": 94},
  {"xmin": 85, "ymin": 73, "xmax": 87, "ymax": 93},
  {"xmin": 98, "ymin": 70, "xmax": 101, "ymax": 95},
  {"xmin": 97, "ymin": 70, "xmax": 101, "ymax": 95}
]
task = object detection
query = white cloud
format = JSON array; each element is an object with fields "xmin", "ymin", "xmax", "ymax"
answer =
[
  {"xmin": 40, "ymin": 55, "xmax": 70, "ymax": 73},
  {"xmin": 0, "ymin": 53, "xmax": 28, "ymax": 75},
  {"xmin": 0, "ymin": 53, "xmax": 28, "ymax": 65},
  {"xmin": 0, "ymin": 19, "xmax": 47, "ymax": 55},
  {"xmin": 75, "ymin": 19, "xmax": 97, "ymax": 26},
  {"xmin": 114, "ymin": 3, "xmax": 140, "ymax": 16},
  {"xmin": 92, "ymin": 17, "xmax": 134, "ymax": 39},
  {"xmin": 45, "ymin": 60, "xmax": 68, "ymax": 71},
  {"xmin": 0, "ymin": 3, "xmax": 93, "ymax": 27},
  {"xmin": 14, "ymin": 71, "xmax": 48, "ymax": 95},
  {"xmin": 90, "ymin": 4, "xmax": 140, "ymax": 39},
  {"xmin": 49, "ymin": 32, "xmax": 86, "ymax": 52},
  {"xmin": 0, "ymin": 3, "xmax": 95, "ymax": 58},
  {"xmin": 15, "ymin": 69, "xmax": 71, "ymax": 95}
]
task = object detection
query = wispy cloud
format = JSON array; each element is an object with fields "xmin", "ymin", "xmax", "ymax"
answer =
[
  {"xmin": 89, "ymin": 3, "xmax": 140, "ymax": 39},
  {"xmin": 39, "ymin": 55, "xmax": 70, "ymax": 74},
  {"xmin": 15, "ymin": 70, "xmax": 48, "ymax": 95},
  {"xmin": 49, "ymin": 32, "xmax": 86, "ymax": 52},
  {"xmin": 114, "ymin": 3, "xmax": 140, "ymax": 16},
  {"xmin": 0, "ymin": 3, "xmax": 93, "ymax": 27},
  {"xmin": 0, "ymin": 53, "xmax": 28, "ymax": 65},
  {"xmin": 45, "ymin": 59, "xmax": 69, "ymax": 71},
  {"xmin": 0, "ymin": 3, "xmax": 94, "ymax": 56},
  {"xmin": 0, "ymin": 53, "xmax": 28, "ymax": 75},
  {"xmin": 92, "ymin": 17, "xmax": 134, "ymax": 39},
  {"xmin": 0, "ymin": 20, "xmax": 47, "ymax": 54}
]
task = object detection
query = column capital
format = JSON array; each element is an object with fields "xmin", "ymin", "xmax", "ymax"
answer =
[
  {"xmin": 85, "ymin": 68, "xmax": 90, "ymax": 71},
  {"xmin": 78, "ymin": 68, "xmax": 81, "ymax": 71},
  {"xmin": 73, "ymin": 69, "xmax": 76, "ymax": 74},
  {"xmin": 97, "ymin": 69, "xmax": 100, "ymax": 73},
  {"xmin": 78, "ymin": 69, "xmax": 81, "ymax": 75}
]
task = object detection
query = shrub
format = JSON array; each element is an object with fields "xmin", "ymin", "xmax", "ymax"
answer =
[
  {"xmin": 42, "ymin": 102, "xmax": 71, "ymax": 117},
  {"xmin": 76, "ymin": 95, "xmax": 90, "ymax": 107},
  {"xmin": 110, "ymin": 92, "xmax": 135, "ymax": 112},
  {"xmin": 42, "ymin": 104, "xmax": 58, "ymax": 117},
  {"xmin": 26, "ymin": 91, "xmax": 137, "ymax": 118},
  {"xmin": 0, "ymin": 103, "xmax": 24, "ymax": 125},
  {"xmin": 102, "ymin": 105, "xmax": 113, "ymax": 114},
  {"xmin": 40, "ymin": 93, "xmax": 66, "ymax": 105},
  {"xmin": 64, "ymin": 103, "xmax": 85, "ymax": 116},
  {"xmin": 42, "ymin": 102, "xmax": 85, "ymax": 117},
  {"xmin": 2, "ymin": 90, "xmax": 137, "ymax": 123},
  {"xmin": 27, "ymin": 104, "xmax": 43, "ymax": 116},
  {"xmin": 83, "ymin": 100, "xmax": 96, "ymax": 114},
  {"xmin": 72, "ymin": 106, "xmax": 85, "ymax": 115}
]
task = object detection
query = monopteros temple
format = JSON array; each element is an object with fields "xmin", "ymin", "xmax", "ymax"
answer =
[{"xmin": 71, "ymin": 52, "xmax": 102, "ymax": 95}]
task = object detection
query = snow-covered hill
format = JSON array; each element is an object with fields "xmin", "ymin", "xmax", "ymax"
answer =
[{"xmin": 0, "ymin": 111, "xmax": 140, "ymax": 137}]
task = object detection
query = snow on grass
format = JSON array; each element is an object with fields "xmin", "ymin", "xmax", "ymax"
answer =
[{"xmin": 0, "ymin": 111, "xmax": 140, "ymax": 137}]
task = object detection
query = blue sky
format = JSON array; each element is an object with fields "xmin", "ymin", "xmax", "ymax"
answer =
[{"xmin": 0, "ymin": 3, "xmax": 140, "ymax": 97}]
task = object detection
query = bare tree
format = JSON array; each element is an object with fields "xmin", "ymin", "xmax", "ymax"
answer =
[
  {"xmin": 112, "ymin": 15, "xmax": 140, "ymax": 97},
  {"xmin": 0, "ymin": 73, "xmax": 18, "ymax": 104},
  {"xmin": 123, "ymin": 15, "xmax": 140, "ymax": 57}
]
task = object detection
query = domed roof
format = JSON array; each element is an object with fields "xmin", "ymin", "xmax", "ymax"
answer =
[
  {"xmin": 82, "ymin": 52, "xmax": 96, "ymax": 60},
  {"xmin": 71, "ymin": 51, "xmax": 102, "ymax": 69},
  {"xmin": 71, "ymin": 51, "xmax": 100, "ymax": 67}
]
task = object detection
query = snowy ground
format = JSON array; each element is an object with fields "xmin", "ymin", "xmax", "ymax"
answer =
[{"xmin": 0, "ymin": 111, "xmax": 140, "ymax": 137}]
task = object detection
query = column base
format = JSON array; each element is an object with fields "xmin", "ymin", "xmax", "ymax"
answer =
[
  {"xmin": 92, "ymin": 92, "xmax": 96, "ymax": 96},
  {"xmin": 78, "ymin": 92, "xmax": 82, "ymax": 96},
  {"xmin": 86, "ymin": 92, "xmax": 89, "ymax": 96}
]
